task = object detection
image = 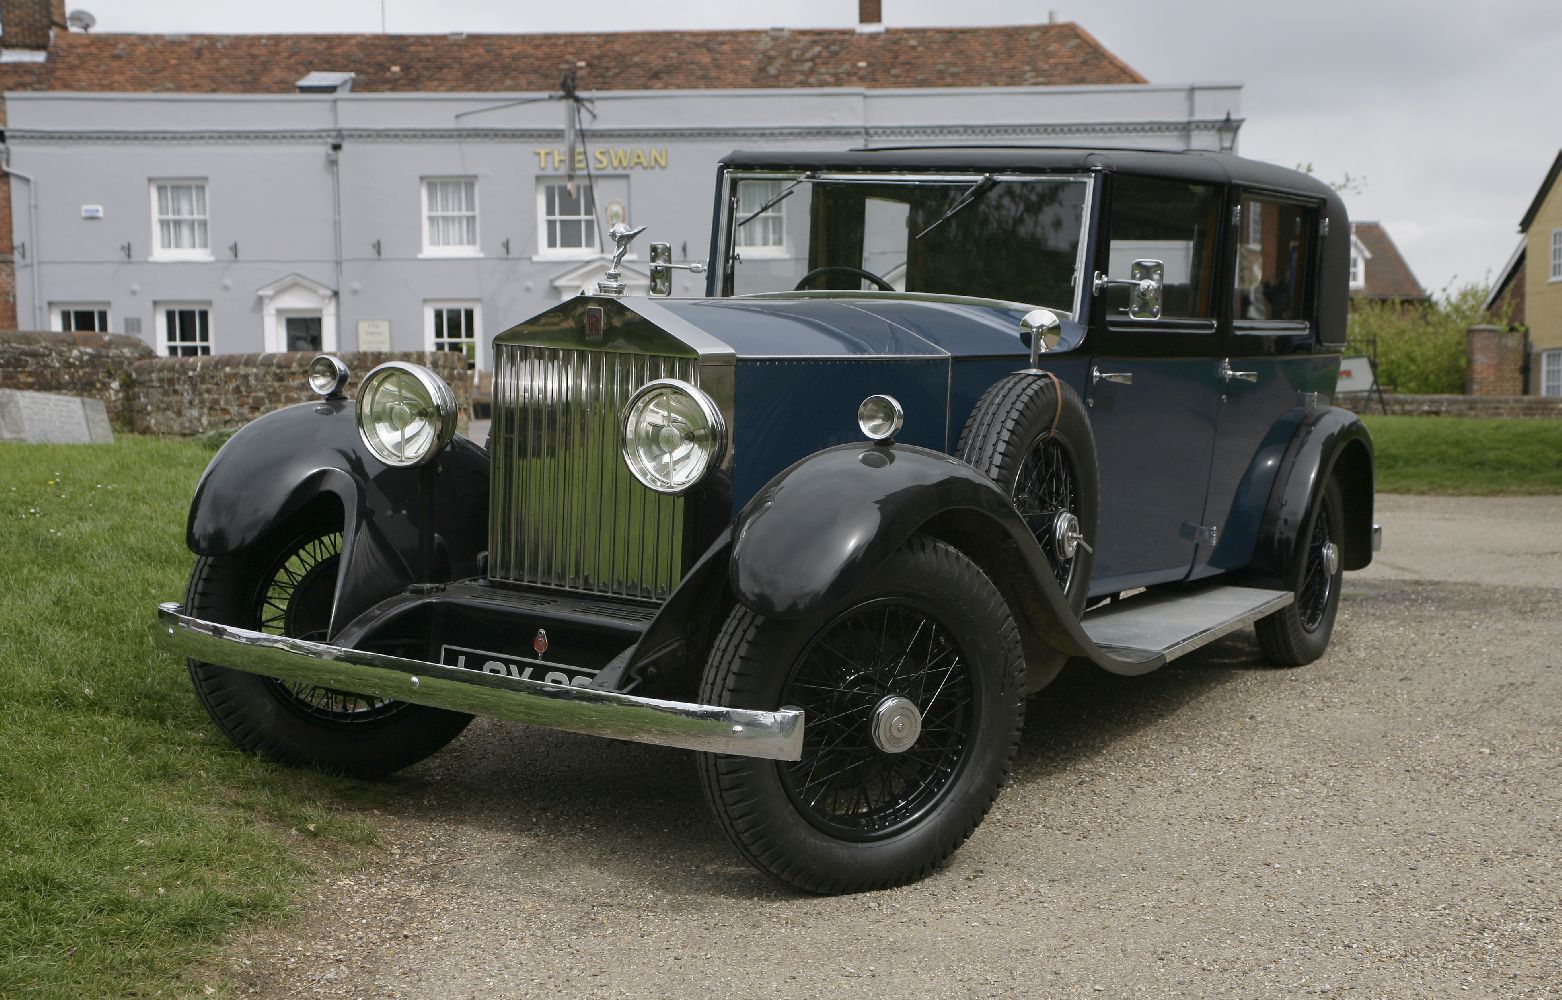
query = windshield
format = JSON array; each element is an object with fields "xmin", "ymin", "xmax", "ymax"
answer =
[{"xmin": 719, "ymin": 172, "xmax": 1091, "ymax": 313}]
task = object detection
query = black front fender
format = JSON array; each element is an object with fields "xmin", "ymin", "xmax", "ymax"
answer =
[
  {"xmin": 729, "ymin": 443, "xmax": 1164, "ymax": 684},
  {"xmin": 186, "ymin": 399, "xmax": 489, "ymax": 637}
]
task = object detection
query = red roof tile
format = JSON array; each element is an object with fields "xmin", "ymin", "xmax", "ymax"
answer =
[
  {"xmin": 0, "ymin": 23, "xmax": 1144, "ymax": 98},
  {"xmin": 1352, "ymin": 221, "xmax": 1426, "ymax": 301}
]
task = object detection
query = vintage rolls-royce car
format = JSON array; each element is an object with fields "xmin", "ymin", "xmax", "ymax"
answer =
[{"xmin": 157, "ymin": 147, "xmax": 1379, "ymax": 894}]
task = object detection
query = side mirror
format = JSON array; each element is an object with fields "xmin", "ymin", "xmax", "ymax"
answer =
[
  {"xmin": 1127, "ymin": 259, "xmax": 1164, "ymax": 320},
  {"xmin": 648, "ymin": 242, "xmax": 706, "ymax": 298},
  {"xmin": 1091, "ymin": 258, "xmax": 1165, "ymax": 321}
]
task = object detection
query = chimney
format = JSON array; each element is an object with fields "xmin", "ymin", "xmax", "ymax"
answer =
[
  {"xmin": 857, "ymin": 0, "xmax": 884, "ymax": 34},
  {"xmin": 0, "ymin": 0, "xmax": 65, "ymax": 51}
]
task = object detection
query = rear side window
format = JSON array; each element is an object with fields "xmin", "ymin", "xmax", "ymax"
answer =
[
  {"xmin": 1106, "ymin": 176, "xmax": 1220, "ymax": 320},
  {"xmin": 1235, "ymin": 196, "xmax": 1316, "ymax": 323}
]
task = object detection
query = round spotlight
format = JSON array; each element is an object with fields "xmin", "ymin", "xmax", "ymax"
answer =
[
  {"xmin": 857, "ymin": 394, "xmax": 903, "ymax": 442},
  {"xmin": 307, "ymin": 354, "xmax": 350, "ymax": 398},
  {"xmin": 621, "ymin": 378, "xmax": 726, "ymax": 494},
  {"xmin": 355, "ymin": 362, "xmax": 457, "ymax": 468}
]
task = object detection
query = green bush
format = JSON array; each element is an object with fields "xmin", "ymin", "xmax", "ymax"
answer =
[{"xmin": 1347, "ymin": 282, "xmax": 1508, "ymax": 395}]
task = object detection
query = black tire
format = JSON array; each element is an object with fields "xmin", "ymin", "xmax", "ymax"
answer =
[
  {"xmin": 696, "ymin": 535, "xmax": 1025, "ymax": 894},
  {"xmin": 957, "ymin": 372, "xmax": 1098, "ymax": 615},
  {"xmin": 1255, "ymin": 476, "xmax": 1345, "ymax": 667},
  {"xmin": 185, "ymin": 518, "xmax": 471, "ymax": 778}
]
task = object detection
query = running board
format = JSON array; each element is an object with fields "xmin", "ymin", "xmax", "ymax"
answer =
[{"xmin": 1082, "ymin": 585, "xmax": 1293, "ymax": 664}]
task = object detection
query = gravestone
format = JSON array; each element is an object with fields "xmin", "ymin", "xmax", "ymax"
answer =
[{"xmin": 0, "ymin": 389, "xmax": 114, "ymax": 444}]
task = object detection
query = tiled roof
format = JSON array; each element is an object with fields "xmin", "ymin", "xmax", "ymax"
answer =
[
  {"xmin": 1352, "ymin": 221, "xmax": 1427, "ymax": 301},
  {"xmin": 0, "ymin": 22, "xmax": 1144, "ymax": 97}
]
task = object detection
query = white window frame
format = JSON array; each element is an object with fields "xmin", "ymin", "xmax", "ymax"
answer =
[
  {"xmin": 423, "ymin": 300, "xmax": 482, "ymax": 372},
  {"xmin": 50, "ymin": 302, "xmax": 111, "ymax": 332},
  {"xmin": 420, "ymin": 177, "xmax": 481, "ymax": 258},
  {"xmin": 1542, "ymin": 349, "xmax": 1562, "ymax": 397},
  {"xmin": 1349, "ymin": 251, "xmax": 1365, "ymax": 289},
  {"xmin": 734, "ymin": 179, "xmax": 789, "ymax": 258},
  {"xmin": 1550, "ymin": 228, "xmax": 1562, "ymax": 282},
  {"xmin": 149, "ymin": 180, "xmax": 212, "ymax": 261},
  {"xmin": 154, "ymin": 301, "xmax": 212, "ymax": 357},
  {"xmin": 536, "ymin": 181, "xmax": 598, "ymax": 260}
]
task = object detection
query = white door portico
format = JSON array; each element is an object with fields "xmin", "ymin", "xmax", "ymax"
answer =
[{"xmin": 257, "ymin": 273, "xmax": 338, "ymax": 353}]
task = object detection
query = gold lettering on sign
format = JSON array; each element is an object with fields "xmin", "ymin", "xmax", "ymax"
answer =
[{"xmin": 533, "ymin": 147, "xmax": 669, "ymax": 171}]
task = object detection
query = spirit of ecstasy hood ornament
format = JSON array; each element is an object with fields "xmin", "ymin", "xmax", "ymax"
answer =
[{"xmin": 597, "ymin": 222, "xmax": 647, "ymax": 296}]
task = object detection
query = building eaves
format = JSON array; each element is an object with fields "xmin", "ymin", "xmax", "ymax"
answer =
[
  {"xmin": 1518, "ymin": 150, "xmax": 1562, "ymax": 233},
  {"xmin": 1483, "ymin": 237, "xmax": 1525, "ymax": 313}
]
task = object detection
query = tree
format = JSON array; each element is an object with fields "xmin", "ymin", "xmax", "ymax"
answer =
[{"xmin": 1347, "ymin": 282, "xmax": 1509, "ymax": 395}]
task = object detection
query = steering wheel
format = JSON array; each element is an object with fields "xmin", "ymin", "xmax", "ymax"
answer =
[{"xmin": 793, "ymin": 266, "xmax": 895, "ymax": 292}]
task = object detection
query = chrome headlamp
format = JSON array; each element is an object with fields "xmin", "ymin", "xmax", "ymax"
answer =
[
  {"xmin": 621, "ymin": 378, "xmax": 726, "ymax": 494},
  {"xmin": 306, "ymin": 354, "xmax": 350, "ymax": 398},
  {"xmin": 355, "ymin": 362, "xmax": 458, "ymax": 468}
]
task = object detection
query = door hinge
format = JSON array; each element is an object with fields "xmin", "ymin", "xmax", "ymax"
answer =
[{"xmin": 1180, "ymin": 522, "xmax": 1218, "ymax": 546}]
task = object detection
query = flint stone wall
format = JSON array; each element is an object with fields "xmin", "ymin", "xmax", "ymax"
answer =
[
  {"xmin": 1337, "ymin": 393, "xmax": 1562, "ymax": 419},
  {"xmin": 128, "ymin": 351, "xmax": 473, "ymax": 436},
  {"xmin": 0, "ymin": 330, "xmax": 151, "ymax": 426},
  {"xmin": 0, "ymin": 332, "xmax": 472, "ymax": 435}
]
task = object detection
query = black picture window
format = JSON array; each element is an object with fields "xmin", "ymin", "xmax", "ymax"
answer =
[
  {"xmin": 1105, "ymin": 176, "xmax": 1220, "ymax": 319},
  {"xmin": 57, "ymin": 306, "xmax": 109, "ymax": 332}
]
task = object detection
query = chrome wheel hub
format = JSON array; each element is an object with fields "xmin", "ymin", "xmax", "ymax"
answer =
[
  {"xmin": 1052, "ymin": 510, "xmax": 1084, "ymax": 560},
  {"xmin": 870, "ymin": 695, "xmax": 922, "ymax": 754},
  {"xmin": 1320, "ymin": 540, "xmax": 1340, "ymax": 577}
]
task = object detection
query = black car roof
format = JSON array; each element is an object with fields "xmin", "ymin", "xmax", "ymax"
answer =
[{"xmin": 719, "ymin": 145, "xmax": 1336, "ymax": 201}]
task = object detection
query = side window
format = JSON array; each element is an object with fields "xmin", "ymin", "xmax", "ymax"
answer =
[
  {"xmin": 1235, "ymin": 196, "xmax": 1316, "ymax": 323},
  {"xmin": 1106, "ymin": 176, "xmax": 1219, "ymax": 320}
]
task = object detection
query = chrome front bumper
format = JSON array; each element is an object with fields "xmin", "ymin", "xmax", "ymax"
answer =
[{"xmin": 156, "ymin": 603, "xmax": 804, "ymax": 761}]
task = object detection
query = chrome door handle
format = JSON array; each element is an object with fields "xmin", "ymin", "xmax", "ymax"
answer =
[
  {"xmin": 1218, "ymin": 359, "xmax": 1258, "ymax": 383},
  {"xmin": 1091, "ymin": 365, "xmax": 1133, "ymax": 385}
]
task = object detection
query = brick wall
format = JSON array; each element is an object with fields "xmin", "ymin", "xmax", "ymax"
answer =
[
  {"xmin": 0, "ymin": 332, "xmax": 473, "ymax": 435},
  {"xmin": 1466, "ymin": 324, "xmax": 1527, "ymax": 396},
  {"xmin": 0, "ymin": 329, "xmax": 152, "ymax": 424},
  {"xmin": 126, "ymin": 350, "xmax": 473, "ymax": 436},
  {"xmin": 1338, "ymin": 392, "xmax": 1562, "ymax": 419}
]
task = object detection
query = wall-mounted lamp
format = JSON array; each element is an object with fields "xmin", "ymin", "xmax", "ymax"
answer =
[
  {"xmin": 119, "ymin": 242, "xmax": 132, "ymax": 260},
  {"xmin": 228, "ymin": 242, "xmax": 239, "ymax": 259},
  {"xmin": 372, "ymin": 239, "xmax": 382, "ymax": 257},
  {"xmin": 14, "ymin": 242, "xmax": 24, "ymax": 260},
  {"xmin": 1217, "ymin": 112, "xmax": 1240, "ymax": 154},
  {"xmin": 501, "ymin": 238, "xmax": 511, "ymax": 256}
]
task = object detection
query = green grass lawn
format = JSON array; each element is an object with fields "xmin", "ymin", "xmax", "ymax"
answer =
[
  {"xmin": 0, "ymin": 438, "xmax": 380, "ymax": 998},
  {"xmin": 1363, "ymin": 414, "xmax": 1562, "ymax": 495}
]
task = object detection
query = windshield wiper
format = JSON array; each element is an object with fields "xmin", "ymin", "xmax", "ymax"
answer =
[
  {"xmin": 914, "ymin": 174, "xmax": 999, "ymax": 240},
  {"xmin": 736, "ymin": 173, "xmax": 815, "ymax": 229}
]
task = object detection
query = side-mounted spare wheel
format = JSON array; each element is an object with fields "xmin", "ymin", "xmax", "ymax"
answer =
[
  {"xmin": 957, "ymin": 372, "xmax": 1099, "ymax": 616},
  {"xmin": 697, "ymin": 535, "xmax": 1025, "ymax": 894},
  {"xmin": 185, "ymin": 513, "xmax": 471, "ymax": 778}
]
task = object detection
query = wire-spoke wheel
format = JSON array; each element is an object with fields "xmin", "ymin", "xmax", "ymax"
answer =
[
  {"xmin": 1013, "ymin": 434, "xmax": 1086, "ymax": 594},
  {"xmin": 698, "ymin": 535, "xmax": 1024, "ymax": 894},
  {"xmin": 1256, "ymin": 477, "xmax": 1345, "ymax": 666},
  {"xmin": 250, "ymin": 531, "xmax": 404, "ymax": 724},
  {"xmin": 185, "ymin": 512, "xmax": 470, "ymax": 777}
]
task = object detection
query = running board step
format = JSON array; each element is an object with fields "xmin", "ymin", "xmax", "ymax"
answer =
[{"xmin": 1082, "ymin": 585, "xmax": 1293, "ymax": 663}]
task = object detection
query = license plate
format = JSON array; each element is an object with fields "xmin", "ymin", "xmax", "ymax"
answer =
[{"xmin": 440, "ymin": 644, "xmax": 598, "ymax": 689}]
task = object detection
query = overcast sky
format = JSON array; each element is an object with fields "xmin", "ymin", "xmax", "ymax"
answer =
[{"xmin": 78, "ymin": 0, "xmax": 1562, "ymax": 297}]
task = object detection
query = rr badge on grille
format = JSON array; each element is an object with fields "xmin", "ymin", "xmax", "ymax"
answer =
[
  {"xmin": 585, "ymin": 305, "xmax": 604, "ymax": 344},
  {"xmin": 533, "ymin": 629, "xmax": 550, "ymax": 655}
]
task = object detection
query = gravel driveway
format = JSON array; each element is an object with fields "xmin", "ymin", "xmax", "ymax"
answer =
[{"xmin": 217, "ymin": 495, "xmax": 1562, "ymax": 998}]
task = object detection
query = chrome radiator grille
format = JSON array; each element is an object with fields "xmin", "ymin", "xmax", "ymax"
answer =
[{"xmin": 488, "ymin": 344, "xmax": 697, "ymax": 600}]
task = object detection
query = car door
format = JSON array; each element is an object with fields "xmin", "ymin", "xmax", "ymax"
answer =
[
  {"xmin": 1086, "ymin": 175, "xmax": 1224, "ymax": 597},
  {"xmin": 1196, "ymin": 193, "xmax": 1335, "ymax": 576}
]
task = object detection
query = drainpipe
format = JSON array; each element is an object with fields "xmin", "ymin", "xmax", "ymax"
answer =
[
  {"xmin": 329, "ymin": 96, "xmax": 345, "ymax": 350},
  {"xmin": 2, "ymin": 149, "xmax": 43, "ymax": 331}
]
